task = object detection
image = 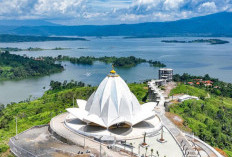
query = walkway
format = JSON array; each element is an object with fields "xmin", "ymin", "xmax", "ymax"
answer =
[
  {"xmin": 149, "ymin": 80, "xmax": 223, "ymax": 157},
  {"xmin": 148, "ymin": 80, "xmax": 197, "ymax": 157},
  {"xmin": 50, "ymin": 113, "xmax": 129, "ymax": 157}
]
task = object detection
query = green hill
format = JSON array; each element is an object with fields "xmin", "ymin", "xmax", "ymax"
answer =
[{"xmin": 169, "ymin": 84, "xmax": 232, "ymax": 156}]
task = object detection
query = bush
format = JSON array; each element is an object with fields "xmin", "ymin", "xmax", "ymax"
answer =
[{"xmin": 0, "ymin": 144, "xmax": 9, "ymax": 153}]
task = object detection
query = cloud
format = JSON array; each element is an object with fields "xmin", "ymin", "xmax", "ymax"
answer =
[
  {"xmin": 0, "ymin": 0, "xmax": 231, "ymax": 24},
  {"xmin": 198, "ymin": 2, "xmax": 217, "ymax": 12},
  {"xmin": 0, "ymin": 0, "xmax": 86, "ymax": 19},
  {"xmin": 163, "ymin": 0, "xmax": 185, "ymax": 11},
  {"xmin": 112, "ymin": 0, "xmax": 232, "ymax": 24}
]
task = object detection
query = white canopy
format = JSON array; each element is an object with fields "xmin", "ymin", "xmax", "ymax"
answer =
[{"xmin": 67, "ymin": 70, "xmax": 156, "ymax": 128}]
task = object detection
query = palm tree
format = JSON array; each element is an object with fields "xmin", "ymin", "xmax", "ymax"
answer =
[{"xmin": 151, "ymin": 149, "xmax": 153, "ymax": 157}]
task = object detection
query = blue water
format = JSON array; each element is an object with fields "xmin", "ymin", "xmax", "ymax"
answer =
[{"xmin": 0, "ymin": 37, "xmax": 232, "ymax": 104}]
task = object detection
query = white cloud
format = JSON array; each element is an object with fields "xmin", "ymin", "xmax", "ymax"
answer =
[
  {"xmin": 33, "ymin": 0, "xmax": 85, "ymax": 17},
  {"xmin": 0, "ymin": 0, "xmax": 86, "ymax": 19},
  {"xmin": 0, "ymin": 0, "xmax": 231, "ymax": 24},
  {"xmin": 198, "ymin": 2, "xmax": 217, "ymax": 12},
  {"xmin": 163, "ymin": 0, "xmax": 185, "ymax": 11}
]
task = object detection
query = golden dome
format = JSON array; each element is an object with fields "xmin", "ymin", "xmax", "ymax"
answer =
[
  {"xmin": 108, "ymin": 65, "xmax": 118, "ymax": 77},
  {"xmin": 110, "ymin": 69, "xmax": 116, "ymax": 74}
]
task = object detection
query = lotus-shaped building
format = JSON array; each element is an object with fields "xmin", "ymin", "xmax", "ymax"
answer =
[{"xmin": 67, "ymin": 69, "xmax": 156, "ymax": 128}]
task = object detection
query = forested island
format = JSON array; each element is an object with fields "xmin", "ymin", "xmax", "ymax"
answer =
[
  {"xmin": 0, "ymin": 47, "xmax": 70, "ymax": 52},
  {"xmin": 56, "ymin": 55, "xmax": 166, "ymax": 68},
  {"xmin": 161, "ymin": 39, "xmax": 229, "ymax": 45},
  {"xmin": 0, "ymin": 34, "xmax": 87, "ymax": 42},
  {"xmin": 0, "ymin": 51, "xmax": 63, "ymax": 80}
]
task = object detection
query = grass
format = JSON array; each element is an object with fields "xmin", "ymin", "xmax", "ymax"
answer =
[
  {"xmin": 169, "ymin": 83, "xmax": 232, "ymax": 156},
  {"xmin": 169, "ymin": 83, "xmax": 207, "ymax": 98}
]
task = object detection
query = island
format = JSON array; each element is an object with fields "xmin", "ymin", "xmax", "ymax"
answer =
[
  {"xmin": 161, "ymin": 39, "xmax": 229, "ymax": 45},
  {"xmin": 0, "ymin": 51, "xmax": 64, "ymax": 81},
  {"xmin": 0, "ymin": 47, "xmax": 70, "ymax": 52},
  {"xmin": 0, "ymin": 34, "xmax": 87, "ymax": 42},
  {"xmin": 56, "ymin": 55, "xmax": 166, "ymax": 68}
]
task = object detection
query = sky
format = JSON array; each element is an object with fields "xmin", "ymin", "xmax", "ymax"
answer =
[{"xmin": 0, "ymin": 0, "xmax": 231, "ymax": 25}]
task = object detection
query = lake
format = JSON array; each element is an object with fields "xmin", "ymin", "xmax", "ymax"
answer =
[{"xmin": 0, "ymin": 37, "xmax": 232, "ymax": 105}]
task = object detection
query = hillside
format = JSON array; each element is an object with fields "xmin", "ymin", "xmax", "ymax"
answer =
[
  {"xmin": 169, "ymin": 84, "xmax": 232, "ymax": 156},
  {"xmin": 3, "ymin": 12, "xmax": 232, "ymax": 37},
  {"xmin": 0, "ymin": 20, "xmax": 59, "ymax": 26}
]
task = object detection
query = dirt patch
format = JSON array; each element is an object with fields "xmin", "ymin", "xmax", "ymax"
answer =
[
  {"xmin": 165, "ymin": 112, "xmax": 192, "ymax": 132},
  {"xmin": 163, "ymin": 82, "xmax": 176, "ymax": 96},
  {"xmin": 53, "ymin": 152, "xmax": 89, "ymax": 157},
  {"xmin": 0, "ymin": 149, "xmax": 13, "ymax": 157},
  {"xmin": 169, "ymin": 100, "xmax": 179, "ymax": 104},
  {"xmin": 214, "ymin": 147, "xmax": 228, "ymax": 157},
  {"xmin": 143, "ymin": 87, "xmax": 148, "ymax": 90},
  {"xmin": 52, "ymin": 152, "xmax": 89, "ymax": 157}
]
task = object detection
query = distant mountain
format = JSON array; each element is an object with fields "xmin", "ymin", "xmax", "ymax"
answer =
[
  {"xmin": 0, "ymin": 20, "xmax": 59, "ymax": 26},
  {"xmin": 0, "ymin": 34, "xmax": 87, "ymax": 42},
  {"xmin": 3, "ymin": 12, "xmax": 232, "ymax": 37}
]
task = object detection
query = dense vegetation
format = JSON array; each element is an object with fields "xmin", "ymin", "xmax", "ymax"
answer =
[
  {"xmin": 0, "ymin": 51, "xmax": 63, "ymax": 80},
  {"xmin": 0, "ymin": 34, "xmax": 87, "ymax": 42},
  {"xmin": 0, "ymin": 47, "xmax": 69, "ymax": 52},
  {"xmin": 161, "ymin": 39, "xmax": 229, "ymax": 45},
  {"xmin": 173, "ymin": 73, "xmax": 232, "ymax": 98},
  {"xmin": 169, "ymin": 84, "xmax": 232, "ymax": 156},
  {"xmin": 56, "ymin": 55, "xmax": 166, "ymax": 68},
  {"xmin": 0, "ymin": 81, "xmax": 147, "ymax": 155}
]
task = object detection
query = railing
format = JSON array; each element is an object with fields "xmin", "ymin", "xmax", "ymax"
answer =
[
  {"xmin": 9, "ymin": 138, "xmax": 36, "ymax": 157},
  {"xmin": 185, "ymin": 134, "xmax": 224, "ymax": 157},
  {"xmin": 9, "ymin": 124, "xmax": 90, "ymax": 157}
]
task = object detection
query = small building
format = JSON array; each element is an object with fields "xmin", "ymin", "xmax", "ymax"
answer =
[
  {"xmin": 188, "ymin": 82, "xmax": 194, "ymax": 85},
  {"xmin": 159, "ymin": 68, "xmax": 173, "ymax": 82},
  {"xmin": 178, "ymin": 95, "xmax": 199, "ymax": 102}
]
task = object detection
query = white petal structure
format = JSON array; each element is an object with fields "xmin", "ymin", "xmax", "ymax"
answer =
[{"xmin": 67, "ymin": 69, "xmax": 156, "ymax": 128}]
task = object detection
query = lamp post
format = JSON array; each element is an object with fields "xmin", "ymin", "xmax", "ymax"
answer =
[
  {"xmin": 83, "ymin": 127, "xmax": 86, "ymax": 148},
  {"xmin": 15, "ymin": 117, "xmax": 18, "ymax": 140},
  {"xmin": 73, "ymin": 95, "xmax": 75, "ymax": 108},
  {"xmin": 99, "ymin": 136, "xmax": 103, "ymax": 157}
]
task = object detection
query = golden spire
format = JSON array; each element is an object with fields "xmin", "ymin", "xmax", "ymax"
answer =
[{"xmin": 110, "ymin": 64, "xmax": 116, "ymax": 74}]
